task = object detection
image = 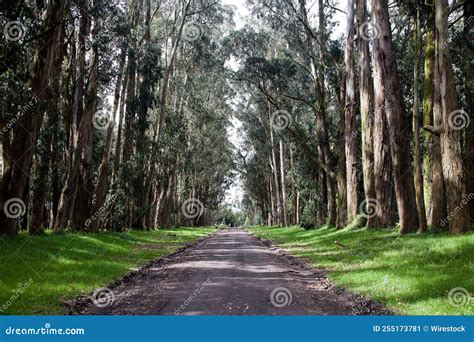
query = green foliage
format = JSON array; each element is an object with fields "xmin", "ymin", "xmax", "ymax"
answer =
[{"xmin": 215, "ymin": 205, "xmax": 245, "ymax": 226}]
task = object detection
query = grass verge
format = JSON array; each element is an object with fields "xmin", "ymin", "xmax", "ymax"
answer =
[
  {"xmin": 247, "ymin": 225, "xmax": 474, "ymax": 315},
  {"xmin": 0, "ymin": 227, "xmax": 216, "ymax": 315}
]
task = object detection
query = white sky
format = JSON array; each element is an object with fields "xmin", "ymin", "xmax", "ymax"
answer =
[{"xmin": 221, "ymin": 0, "xmax": 250, "ymax": 29}]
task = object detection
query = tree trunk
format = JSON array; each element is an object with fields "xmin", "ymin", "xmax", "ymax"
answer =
[
  {"xmin": 371, "ymin": 18, "xmax": 395, "ymax": 229},
  {"xmin": 434, "ymin": 0, "xmax": 469, "ymax": 234},
  {"xmin": 269, "ymin": 176, "xmax": 275, "ymax": 225},
  {"xmin": 122, "ymin": 52, "xmax": 137, "ymax": 164},
  {"xmin": 111, "ymin": 66, "xmax": 129, "ymax": 185},
  {"xmin": 290, "ymin": 145, "xmax": 297, "ymax": 225},
  {"xmin": 464, "ymin": 0, "xmax": 474, "ymax": 225},
  {"xmin": 413, "ymin": 9, "xmax": 428, "ymax": 233},
  {"xmin": 29, "ymin": 87, "xmax": 61, "ymax": 234},
  {"xmin": 422, "ymin": 3, "xmax": 439, "ymax": 228},
  {"xmin": 372, "ymin": 0, "xmax": 419, "ymax": 234},
  {"xmin": 317, "ymin": 0, "xmax": 336, "ymax": 227},
  {"xmin": 336, "ymin": 76, "xmax": 348, "ymax": 228},
  {"xmin": 279, "ymin": 139, "xmax": 288, "ymax": 226},
  {"xmin": 55, "ymin": 3, "xmax": 90, "ymax": 230},
  {"xmin": 298, "ymin": 0, "xmax": 335, "ymax": 227},
  {"xmin": 0, "ymin": 0, "xmax": 67, "ymax": 235},
  {"xmin": 74, "ymin": 7, "xmax": 98, "ymax": 229},
  {"xmin": 269, "ymin": 114, "xmax": 282, "ymax": 226},
  {"xmin": 156, "ymin": 0, "xmax": 191, "ymax": 139},
  {"xmin": 357, "ymin": 0, "xmax": 376, "ymax": 227},
  {"xmin": 89, "ymin": 49, "xmax": 127, "ymax": 232},
  {"xmin": 344, "ymin": 0, "xmax": 359, "ymax": 221}
]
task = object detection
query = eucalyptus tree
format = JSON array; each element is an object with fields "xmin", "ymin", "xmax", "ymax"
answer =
[
  {"xmin": 372, "ymin": 0, "xmax": 419, "ymax": 234},
  {"xmin": 1, "ymin": 0, "xmax": 68, "ymax": 235}
]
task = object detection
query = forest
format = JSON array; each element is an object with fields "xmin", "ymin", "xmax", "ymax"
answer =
[{"xmin": 1, "ymin": 0, "xmax": 472, "ymax": 236}]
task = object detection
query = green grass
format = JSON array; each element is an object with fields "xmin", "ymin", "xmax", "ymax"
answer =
[
  {"xmin": 247, "ymin": 224, "xmax": 474, "ymax": 315},
  {"xmin": 0, "ymin": 227, "xmax": 216, "ymax": 315}
]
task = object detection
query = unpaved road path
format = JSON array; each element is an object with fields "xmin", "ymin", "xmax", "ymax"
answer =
[{"xmin": 76, "ymin": 227, "xmax": 389, "ymax": 315}]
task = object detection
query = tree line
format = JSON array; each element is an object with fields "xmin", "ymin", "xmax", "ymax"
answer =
[
  {"xmin": 0, "ymin": 0, "xmax": 235, "ymax": 236},
  {"xmin": 235, "ymin": 0, "xmax": 473, "ymax": 235}
]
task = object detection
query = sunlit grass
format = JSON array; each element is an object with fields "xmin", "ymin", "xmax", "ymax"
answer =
[
  {"xmin": 0, "ymin": 227, "xmax": 216, "ymax": 315},
  {"xmin": 248, "ymin": 225, "xmax": 474, "ymax": 315}
]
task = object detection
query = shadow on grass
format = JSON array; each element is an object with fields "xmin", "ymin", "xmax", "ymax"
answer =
[
  {"xmin": 0, "ymin": 227, "xmax": 215, "ymax": 314},
  {"xmin": 249, "ymin": 225, "xmax": 474, "ymax": 315}
]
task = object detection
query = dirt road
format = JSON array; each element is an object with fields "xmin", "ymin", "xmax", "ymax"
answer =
[{"xmin": 76, "ymin": 227, "xmax": 389, "ymax": 315}]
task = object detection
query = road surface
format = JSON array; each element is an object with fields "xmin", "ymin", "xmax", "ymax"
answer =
[{"xmin": 77, "ymin": 227, "xmax": 388, "ymax": 315}]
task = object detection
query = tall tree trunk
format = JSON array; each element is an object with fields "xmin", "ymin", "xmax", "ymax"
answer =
[
  {"xmin": 30, "ymin": 55, "xmax": 65, "ymax": 233},
  {"xmin": 464, "ymin": 0, "xmax": 474, "ymax": 225},
  {"xmin": 298, "ymin": 0, "xmax": 335, "ymax": 226},
  {"xmin": 156, "ymin": 0, "xmax": 191, "ymax": 139},
  {"xmin": 317, "ymin": 0, "xmax": 336, "ymax": 227},
  {"xmin": 122, "ymin": 52, "xmax": 137, "ymax": 164},
  {"xmin": 371, "ymin": 20, "xmax": 395, "ymax": 229},
  {"xmin": 357, "ymin": 0, "xmax": 376, "ymax": 227},
  {"xmin": 344, "ymin": 0, "xmax": 359, "ymax": 221},
  {"xmin": 136, "ymin": 0, "xmax": 154, "ymax": 228},
  {"xmin": 372, "ymin": 0, "xmax": 419, "ymax": 234},
  {"xmin": 74, "ymin": 7, "xmax": 99, "ymax": 229},
  {"xmin": 290, "ymin": 145, "xmax": 297, "ymax": 225},
  {"xmin": 296, "ymin": 190, "xmax": 300, "ymax": 225},
  {"xmin": 55, "ymin": 2, "xmax": 89, "ymax": 230},
  {"xmin": 433, "ymin": 0, "xmax": 469, "ymax": 234},
  {"xmin": 29, "ymin": 82, "xmax": 61, "ymax": 234},
  {"xmin": 142, "ymin": 3, "xmax": 191, "ymax": 228},
  {"xmin": 0, "ymin": 0, "xmax": 67, "ymax": 235},
  {"xmin": 269, "ymin": 113, "xmax": 282, "ymax": 226},
  {"xmin": 111, "ymin": 67, "xmax": 129, "ymax": 185},
  {"xmin": 89, "ymin": 49, "xmax": 127, "ymax": 232},
  {"xmin": 279, "ymin": 139, "xmax": 288, "ymax": 226},
  {"xmin": 413, "ymin": 9, "xmax": 428, "ymax": 233},
  {"xmin": 269, "ymin": 175, "xmax": 275, "ymax": 225},
  {"xmin": 336, "ymin": 76, "xmax": 348, "ymax": 228},
  {"xmin": 422, "ymin": 3, "xmax": 440, "ymax": 228}
]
